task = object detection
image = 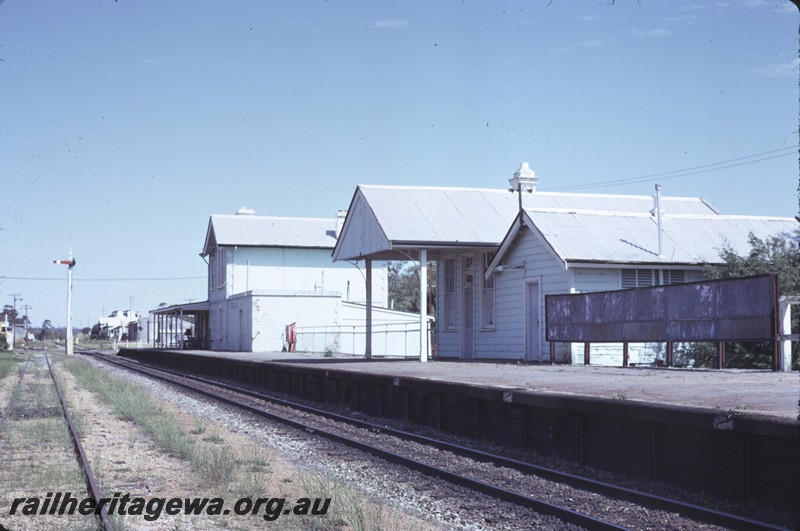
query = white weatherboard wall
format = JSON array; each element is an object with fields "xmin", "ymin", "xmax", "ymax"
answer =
[
  {"xmin": 211, "ymin": 246, "xmax": 387, "ymax": 307},
  {"xmin": 437, "ymin": 227, "xmax": 712, "ymax": 364},
  {"xmin": 493, "ymin": 227, "xmax": 571, "ymax": 362},
  {"xmin": 207, "ymin": 244, "xmax": 390, "ymax": 352},
  {"xmin": 435, "ymin": 228, "xmax": 570, "ymax": 362},
  {"xmin": 213, "ymin": 291, "xmax": 341, "ymax": 352},
  {"xmin": 333, "ymin": 191, "xmax": 392, "ymax": 260},
  {"xmin": 436, "ymin": 254, "xmax": 462, "ymax": 359}
]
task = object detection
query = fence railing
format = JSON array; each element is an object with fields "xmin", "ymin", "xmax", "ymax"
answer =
[{"xmin": 295, "ymin": 321, "xmax": 432, "ymax": 358}]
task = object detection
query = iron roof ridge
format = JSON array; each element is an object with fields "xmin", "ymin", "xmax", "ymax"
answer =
[
  {"xmin": 524, "ymin": 208, "xmax": 657, "ymax": 217},
  {"xmin": 210, "ymin": 213, "xmax": 336, "ymax": 223},
  {"xmin": 524, "ymin": 208, "xmax": 798, "ymax": 222},
  {"xmin": 663, "ymin": 213, "xmax": 799, "ymax": 221},
  {"xmin": 358, "ymin": 183, "xmax": 711, "ymax": 201}
]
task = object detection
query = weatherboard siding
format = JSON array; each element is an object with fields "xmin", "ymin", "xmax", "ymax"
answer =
[
  {"xmin": 435, "ymin": 254, "xmax": 463, "ymax": 359},
  {"xmin": 474, "ymin": 229, "xmax": 570, "ymax": 361},
  {"xmin": 334, "ymin": 191, "xmax": 392, "ymax": 261},
  {"xmin": 572, "ymin": 268, "xmax": 621, "ymax": 292}
]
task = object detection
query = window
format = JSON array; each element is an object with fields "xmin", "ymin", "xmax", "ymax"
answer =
[
  {"xmin": 209, "ymin": 250, "xmax": 218, "ymax": 288},
  {"xmin": 211, "ymin": 248, "xmax": 226, "ymax": 289},
  {"xmin": 621, "ymin": 269, "xmax": 655, "ymax": 289},
  {"xmin": 622, "ymin": 268, "xmax": 686, "ymax": 288},
  {"xmin": 481, "ymin": 252, "xmax": 496, "ymax": 329},
  {"xmin": 444, "ymin": 258, "xmax": 455, "ymax": 330},
  {"xmin": 663, "ymin": 270, "xmax": 686, "ymax": 284}
]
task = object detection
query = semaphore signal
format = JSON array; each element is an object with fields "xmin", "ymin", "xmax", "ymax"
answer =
[{"xmin": 53, "ymin": 252, "xmax": 76, "ymax": 355}]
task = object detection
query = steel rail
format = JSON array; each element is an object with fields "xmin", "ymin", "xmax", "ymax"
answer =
[
  {"xmin": 80, "ymin": 350, "xmax": 625, "ymax": 530},
  {"xmin": 46, "ymin": 354, "xmax": 114, "ymax": 531},
  {"xmin": 85, "ymin": 350, "xmax": 789, "ymax": 531}
]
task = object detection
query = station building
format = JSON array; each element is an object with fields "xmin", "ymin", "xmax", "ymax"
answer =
[
  {"xmin": 152, "ymin": 208, "xmax": 426, "ymax": 354},
  {"xmin": 333, "ymin": 163, "xmax": 797, "ymax": 363}
]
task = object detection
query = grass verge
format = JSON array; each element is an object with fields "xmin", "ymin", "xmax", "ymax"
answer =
[
  {"xmin": 61, "ymin": 356, "xmax": 236, "ymax": 485},
  {"xmin": 0, "ymin": 351, "xmax": 21, "ymax": 381},
  {"xmin": 59, "ymin": 356, "xmax": 437, "ymax": 530}
]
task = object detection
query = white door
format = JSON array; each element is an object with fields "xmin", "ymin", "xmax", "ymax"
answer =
[{"xmin": 525, "ymin": 282, "xmax": 541, "ymax": 361}]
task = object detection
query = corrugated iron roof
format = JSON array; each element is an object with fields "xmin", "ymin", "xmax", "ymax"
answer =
[
  {"xmin": 205, "ymin": 214, "xmax": 337, "ymax": 252},
  {"xmin": 357, "ymin": 185, "xmax": 719, "ymax": 246},
  {"xmin": 525, "ymin": 209, "xmax": 798, "ymax": 264}
]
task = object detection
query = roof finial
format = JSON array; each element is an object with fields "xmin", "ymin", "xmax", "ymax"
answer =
[{"xmin": 508, "ymin": 162, "xmax": 538, "ymax": 193}]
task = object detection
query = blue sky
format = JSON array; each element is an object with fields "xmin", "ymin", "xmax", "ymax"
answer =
[{"xmin": 1, "ymin": 0, "xmax": 798, "ymax": 327}]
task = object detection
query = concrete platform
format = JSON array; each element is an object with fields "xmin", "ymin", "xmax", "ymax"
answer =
[{"xmin": 170, "ymin": 349, "xmax": 799, "ymax": 422}]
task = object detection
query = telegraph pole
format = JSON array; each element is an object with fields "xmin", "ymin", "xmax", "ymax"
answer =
[
  {"xmin": 21, "ymin": 304, "xmax": 32, "ymax": 327},
  {"xmin": 10, "ymin": 293, "xmax": 22, "ymax": 312},
  {"xmin": 53, "ymin": 252, "xmax": 76, "ymax": 355}
]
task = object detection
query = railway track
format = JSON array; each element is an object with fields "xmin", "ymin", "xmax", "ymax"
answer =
[
  {"xmin": 0, "ymin": 352, "xmax": 113, "ymax": 531},
  {"xmin": 80, "ymin": 348, "xmax": 790, "ymax": 531}
]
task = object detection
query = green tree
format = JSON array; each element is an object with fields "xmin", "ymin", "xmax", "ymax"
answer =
[
  {"xmin": 0, "ymin": 305, "xmax": 20, "ymax": 325},
  {"xmin": 692, "ymin": 229, "xmax": 800, "ymax": 369},
  {"xmin": 38, "ymin": 319, "xmax": 54, "ymax": 341},
  {"xmin": 388, "ymin": 261, "xmax": 437, "ymax": 314}
]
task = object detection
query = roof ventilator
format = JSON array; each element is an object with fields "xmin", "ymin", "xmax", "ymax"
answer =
[
  {"xmin": 508, "ymin": 162, "xmax": 539, "ymax": 193},
  {"xmin": 650, "ymin": 184, "xmax": 664, "ymax": 258},
  {"xmin": 509, "ymin": 162, "xmax": 538, "ymax": 225}
]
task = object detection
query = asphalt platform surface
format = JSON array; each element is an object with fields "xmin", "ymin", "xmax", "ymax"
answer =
[{"xmin": 168, "ymin": 350, "xmax": 799, "ymax": 422}]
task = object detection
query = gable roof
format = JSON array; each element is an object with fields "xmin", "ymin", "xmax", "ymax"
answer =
[
  {"xmin": 333, "ymin": 184, "xmax": 720, "ymax": 261},
  {"xmin": 201, "ymin": 214, "xmax": 337, "ymax": 257},
  {"xmin": 487, "ymin": 208, "xmax": 798, "ymax": 275}
]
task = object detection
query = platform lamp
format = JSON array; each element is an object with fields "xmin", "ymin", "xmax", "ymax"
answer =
[{"xmin": 508, "ymin": 162, "xmax": 538, "ymax": 224}]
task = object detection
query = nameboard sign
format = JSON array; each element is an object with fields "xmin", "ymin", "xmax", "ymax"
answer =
[{"xmin": 545, "ymin": 274, "xmax": 778, "ymax": 343}]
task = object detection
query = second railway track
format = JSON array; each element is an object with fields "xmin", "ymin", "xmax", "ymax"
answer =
[
  {"xmin": 0, "ymin": 351, "xmax": 113, "ymax": 531},
  {"xmin": 80, "ymin": 348, "xmax": 791, "ymax": 531}
]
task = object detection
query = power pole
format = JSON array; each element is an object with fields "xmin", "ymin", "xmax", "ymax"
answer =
[
  {"xmin": 21, "ymin": 304, "xmax": 32, "ymax": 327},
  {"xmin": 53, "ymin": 252, "xmax": 77, "ymax": 355},
  {"xmin": 10, "ymin": 293, "xmax": 22, "ymax": 312}
]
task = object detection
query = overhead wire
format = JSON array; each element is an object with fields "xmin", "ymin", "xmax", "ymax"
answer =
[
  {"xmin": 548, "ymin": 145, "xmax": 798, "ymax": 192},
  {"xmin": 1, "ymin": 276, "xmax": 205, "ymax": 282}
]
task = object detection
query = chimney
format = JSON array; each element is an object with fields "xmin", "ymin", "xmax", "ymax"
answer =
[
  {"xmin": 508, "ymin": 162, "xmax": 539, "ymax": 193},
  {"xmin": 335, "ymin": 210, "xmax": 347, "ymax": 238},
  {"xmin": 236, "ymin": 207, "xmax": 256, "ymax": 215}
]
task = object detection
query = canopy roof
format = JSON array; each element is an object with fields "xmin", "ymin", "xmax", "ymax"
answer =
[{"xmin": 333, "ymin": 184, "xmax": 720, "ymax": 261}]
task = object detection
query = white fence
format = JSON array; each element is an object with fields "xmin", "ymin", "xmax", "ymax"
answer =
[{"xmin": 295, "ymin": 321, "xmax": 432, "ymax": 358}]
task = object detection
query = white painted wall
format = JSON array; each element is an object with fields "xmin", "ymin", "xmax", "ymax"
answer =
[
  {"xmin": 435, "ymin": 230, "xmax": 571, "ymax": 361},
  {"xmin": 436, "ymin": 254, "xmax": 463, "ymax": 359},
  {"xmin": 434, "ymin": 230, "xmax": 711, "ymax": 364},
  {"xmin": 204, "ymin": 243, "xmax": 392, "ymax": 352},
  {"xmin": 333, "ymin": 191, "xmax": 392, "ymax": 261},
  {"xmin": 211, "ymin": 246, "xmax": 387, "ymax": 307},
  {"xmin": 210, "ymin": 291, "xmax": 342, "ymax": 352}
]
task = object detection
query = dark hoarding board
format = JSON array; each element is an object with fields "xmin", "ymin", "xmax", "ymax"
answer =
[{"xmin": 546, "ymin": 274, "xmax": 778, "ymax": 343}]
